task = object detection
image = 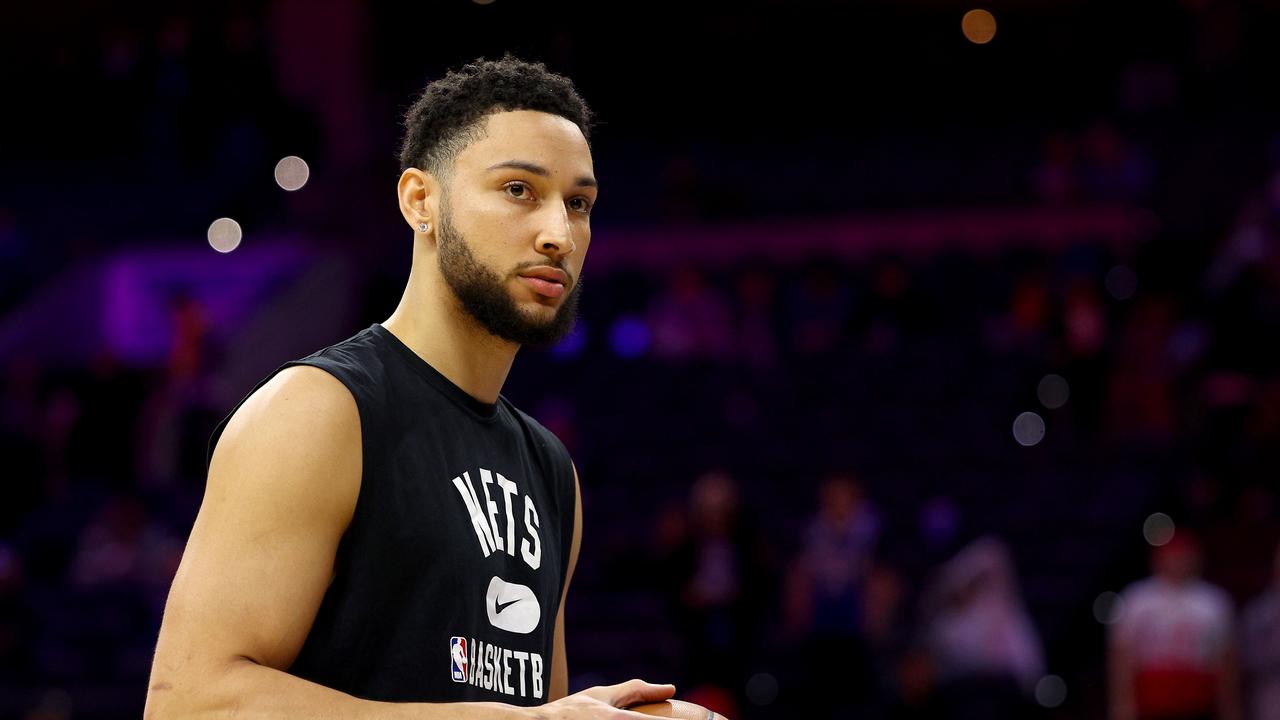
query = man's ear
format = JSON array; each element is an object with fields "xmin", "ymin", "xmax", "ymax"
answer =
[{"xmin": 397, "ymin": 167, "xmax": 440, "ymax": 237}]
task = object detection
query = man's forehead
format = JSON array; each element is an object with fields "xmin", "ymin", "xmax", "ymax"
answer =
[{"xmin": 458, "ymin": 110, "xmax": 594, "ymax": 176}]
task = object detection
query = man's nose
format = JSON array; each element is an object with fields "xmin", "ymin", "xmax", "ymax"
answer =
[{"xmin": 535, "ymin": 203, "xmax": 575, "ymax": 256}]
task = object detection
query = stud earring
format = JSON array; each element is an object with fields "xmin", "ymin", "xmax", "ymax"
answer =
[{"xmin": 418, "ymin": 222, "xmax": 431, "ymax": 233}]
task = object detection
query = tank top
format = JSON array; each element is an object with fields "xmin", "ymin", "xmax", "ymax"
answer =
[{"xmin": 205, "ymin": 323, "xmax": 575, "ymax": 705}]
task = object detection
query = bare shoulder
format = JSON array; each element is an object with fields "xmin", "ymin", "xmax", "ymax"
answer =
[
  {"xmin": 149, "ymin": 364, "xmax": 363, "ymax": 688},
  {"xmin": 208, "ymin": 363, "xmax": 362, "ymax": 531},
  {"xmin": 218, "ymin": 364, "xmax": 359, "ymax": 451}
]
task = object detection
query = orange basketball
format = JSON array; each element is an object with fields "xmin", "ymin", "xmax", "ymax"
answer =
[{"xmin": 626, "ymin": 699, "xmax": 729, "ymax": 720}]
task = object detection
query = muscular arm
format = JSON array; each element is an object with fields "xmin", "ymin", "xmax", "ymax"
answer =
[
  {"xmin": 143, "ymin": 366, "xmax": 533, "ymax": 720},
  {"xmin": 548, "ymin": 462, "xmax": 584, "ymax": 702}
]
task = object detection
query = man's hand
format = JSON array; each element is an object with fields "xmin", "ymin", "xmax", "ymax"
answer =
[{"xmin": 536, "ymin": 679, "xmax": 677, "ymax": 719}]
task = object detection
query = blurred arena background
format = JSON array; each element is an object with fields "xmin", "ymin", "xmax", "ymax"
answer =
[{"xmin": 3, "ymin": 1, "xmax": 1280, "ymax": 718}]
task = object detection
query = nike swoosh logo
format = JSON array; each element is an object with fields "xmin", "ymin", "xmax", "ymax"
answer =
[{"xmin": 485, "ymin": 575, "xmax": 541, "ymax": 634}]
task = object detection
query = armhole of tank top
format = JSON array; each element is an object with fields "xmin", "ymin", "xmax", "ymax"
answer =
[
  {"xmin": 510, "ymin": 409, "xmax": 576, "ymax": 613},
  {"xmin": 282, "ymin": 357, "xmax": 370, "ymax": 554},
  {"xmin": 556, "ymin": 443, "xmax": 576, "ymax": 609},
  {"xmin": 206, "ymin": 358, "xmax": 368, "ymax": 529}
]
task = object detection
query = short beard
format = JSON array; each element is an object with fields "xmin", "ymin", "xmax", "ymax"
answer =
[{"xmin": 435, "ymin": 198, "xmax": 582, "ymax": 350}]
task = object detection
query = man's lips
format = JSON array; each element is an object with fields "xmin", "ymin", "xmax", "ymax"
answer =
[
  {"xmin": 518, "ymin": 275, "xmax": 565, "ymax": 298},
  {"xmin": 517, "ymin": 267, "xmax": 569, "ymax": 298},
  {"xmin": 518, "ymin": 267, "xmax": 570, "ymax": 285}
]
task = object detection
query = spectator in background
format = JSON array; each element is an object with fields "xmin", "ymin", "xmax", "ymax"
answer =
[
  {"xmin": 1104, "ymin": 294, "xmax": 1179, "ymax": 447},
  {"xmin": 858, "ymin": 256, "xmax": 912, "ymax": 356},
  {"xmin": 1078, "ymin": 121, "xmax": 1152, "ymax": 203},
  {"xmin": 786, "ymin": 259, "xmax": 853, "ymax": 357},
  {"xmin": 1241, "ymin": 544, "xmax": 1280, "ymax": 720},
  {"xmin": 666, "ymin": 471, "xmax": 771, "ymax": 705},
  {"xmin": 1032, "ymin": 131, "xmax": 1080, "ymax": 205},
  {"xmin": 1060, "ymin": 273, "xmax": 1109, "ymax": 429},
  {"xmin": 0, "ymin": 543, "xmax": 32, "ymax": 680},
  {"xmin": 730, "ymin": 263, "xmax": 780, "ymax": 372},
  {"xmin": 783, "ymin": 471, "xmax": 882, "ymax": 718},
  {"xmin": 1109, "ymin": 532, "xmax": 1242, "ymax": 720},
  {"xmin": 0, "ymin": 354, "xmax": 45, "ymax": 532},
  {"xmin": 1203, "ymin": 484, "xmax": 1280, "ymax": 605},
  {"xmin": 917, "ymin": 536, "xmax": 1044, "ymax": 720},
  {"xmin": 646, "ymin": 266, "xmax": 735, "ymax": 363},
  {"xmin": 983, "ymin": 267, "xmax": 1053, "ymax": 358}
]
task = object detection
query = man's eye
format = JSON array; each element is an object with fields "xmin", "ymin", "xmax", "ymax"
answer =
[{"xmin": 506, "ymin": 183, "xmax": 591, "ymax": 213}]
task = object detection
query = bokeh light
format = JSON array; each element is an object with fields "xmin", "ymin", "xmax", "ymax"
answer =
[
  {"xmin": 206, "ymin": 217, "xmax": 243, "ymax": 253},
  {"xmin": 1038, "ymin": 374, "xmax": 1070, "ymax": 409},
  {"xmin": 1093, "ymin": 591, "xmax": 1126, "ymax": 624},
  {"xmin": 1035, "ymin": 674, "xmax": 1067, "ymax": 708},
  {"xmin": 962, "ymin": 9, "xmax": 998, "ymax": 44},
  {"xmin": 745, "ymin": 671, "xmax": 779, "ymax": 706},
  {"xmin": 273, "ymin": 155, "xmax": 310, "ymax": 191},
  {"xmin": 1012, "ymin": 411, "xmax": 1046, "ymax": 446},
  {"xmin": 1106, "ymin": 265, "xmax": 1138, "ymax": 300},
  {"xmin": 550, "ymin": 322, "xmax": 588, "ymax": 360},
  {"xmin": 609, "ymin": 315, "xmax": 650, "ymax": 358},
  {"xmin": 1143, "ymin": 512, "xmax": 1175, "ymax": 546}
]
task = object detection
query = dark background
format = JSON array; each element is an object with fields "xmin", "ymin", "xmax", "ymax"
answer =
[{"xmin": 2, "ymin": 1, "xmax": 1280, "ymax": 718}]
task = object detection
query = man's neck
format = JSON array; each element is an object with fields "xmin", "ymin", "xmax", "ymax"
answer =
[{"xmin": 382, "ymin": 265, "xmax": 518, "ymax": 406}]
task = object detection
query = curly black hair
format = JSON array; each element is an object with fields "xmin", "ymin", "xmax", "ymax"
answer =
[{"xmin": 397, "ymin": 53, "xmax": 594, "ymax": 184}]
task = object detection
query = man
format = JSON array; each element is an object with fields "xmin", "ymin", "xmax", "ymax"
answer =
[
  {"xmin": 1108, "ymin": 532, "xmax": 1241, "ymax": 720},
  {"xmin": 144, "ymin": 55, "xmax": 676, "ymax": 718},
  {"xmin": 1241, "ymin": 543, "xmax": 1280, "ymax": 720}
]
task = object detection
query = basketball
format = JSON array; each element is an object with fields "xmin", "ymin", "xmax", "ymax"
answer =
[{"xmin": 627, "ymin": 699, "xmax": 729, "ymax": 720}]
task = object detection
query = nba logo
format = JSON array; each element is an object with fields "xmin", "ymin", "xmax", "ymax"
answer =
[{"xmin": 450, "ymin": 636, "xmax": 468, "ymax": 683}]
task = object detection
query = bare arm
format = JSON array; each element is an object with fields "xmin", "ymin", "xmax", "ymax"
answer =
[
  {"xmin": 143, "ymin": 366, "xmax": 533, "ymax": 719},
  {"xmin": 548, "ymin": 463, "xmax": 584, "ymax": 702},
  {"xmin": 144, "ymin": 366, "xmax": 673, "ymax": 719}
]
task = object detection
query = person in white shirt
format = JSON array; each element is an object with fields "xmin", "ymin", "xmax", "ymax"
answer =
[{"xmin": 1109, "ymin": 532, "xmax": 1242, "ymax": 720}]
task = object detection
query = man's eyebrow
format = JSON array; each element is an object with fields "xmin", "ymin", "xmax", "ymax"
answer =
[{"xmin": 485, "ymin": 160, "xmax": 598, "ymax": 189}]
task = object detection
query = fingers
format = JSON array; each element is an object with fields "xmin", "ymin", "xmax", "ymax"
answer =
[
  {"xmin": 612, "ymin": 708, "xmax": 677, "ymax": 720},
  {"xmin": 605, "ymin": 678, "xmax": 677, "ymax": 708}
]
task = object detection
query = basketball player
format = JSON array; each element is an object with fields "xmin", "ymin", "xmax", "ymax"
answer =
[{"xmin": 144, "ymin": 56, "xmax": 677, "ymax": 718}]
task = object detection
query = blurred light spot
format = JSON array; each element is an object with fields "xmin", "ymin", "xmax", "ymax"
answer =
[
  {"xmin": 1035, "ymin": 675, "xmax": 1067, "ymax": 708},
  {"xmin": 609, "ymin": 315, "xmax": 650, "ymax": 358},
  {"xmin": 0, "ymin": 543, "xmax": 18, "ymax": 581},
  {"xmin": 1170, "ymin": 322, "xmax": 1209, "ymax": 367},
  {"xmin": 472, "ymin": 0, "xmax": 496, "ymax": 4},
  {"xmin": 550, "ymin": 321, "xmax": 587, "ymax": 360},
  {"xmin": 746, "ymin": 672, "xmax": 779, "ymax": 706},
  {"xmin": 34, "ymin": 688, "xmax": 73, "ymax": 720},
  {"xmin": 207, "ymin": 217, "xmax": 242, "ymax": 253},
  {"xmin": 274, "ymin": 155, "xmax": 310, "ymax": 191},
  {"xmin": 962, "ymin": 9, "xmax": 997, "ymax": 44},
  {"xmin": 1106, "ymin": 265, "xmax": 1137, "ymax": 300},
  {"xmin": 1093, "ymin": 591, "xmax": 1125, "ymax": 624},
  {"xmin": 1143, "ymin": 512, "xmax": 1175, "ymax": 546},
  {"xmin": 1012, "ymin": 411, "xmax": 1045, "ymax": 446},
  {"xmin": 920, "ymin": 496, "xmax": 962, "ymax": 547},
  {"xmin": 1038, "ymin": 374, "xmax": 1070, "ymax": 409}
]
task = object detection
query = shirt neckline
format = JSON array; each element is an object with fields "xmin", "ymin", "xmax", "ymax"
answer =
[{"xmin": 369, "ymin": 323, "xmax": 502, "ymax": 422}]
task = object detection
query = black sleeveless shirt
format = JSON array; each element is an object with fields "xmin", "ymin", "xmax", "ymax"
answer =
[{"xmin": 205, "ymin": 323, "xmax": 575, "ymax": 705}]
